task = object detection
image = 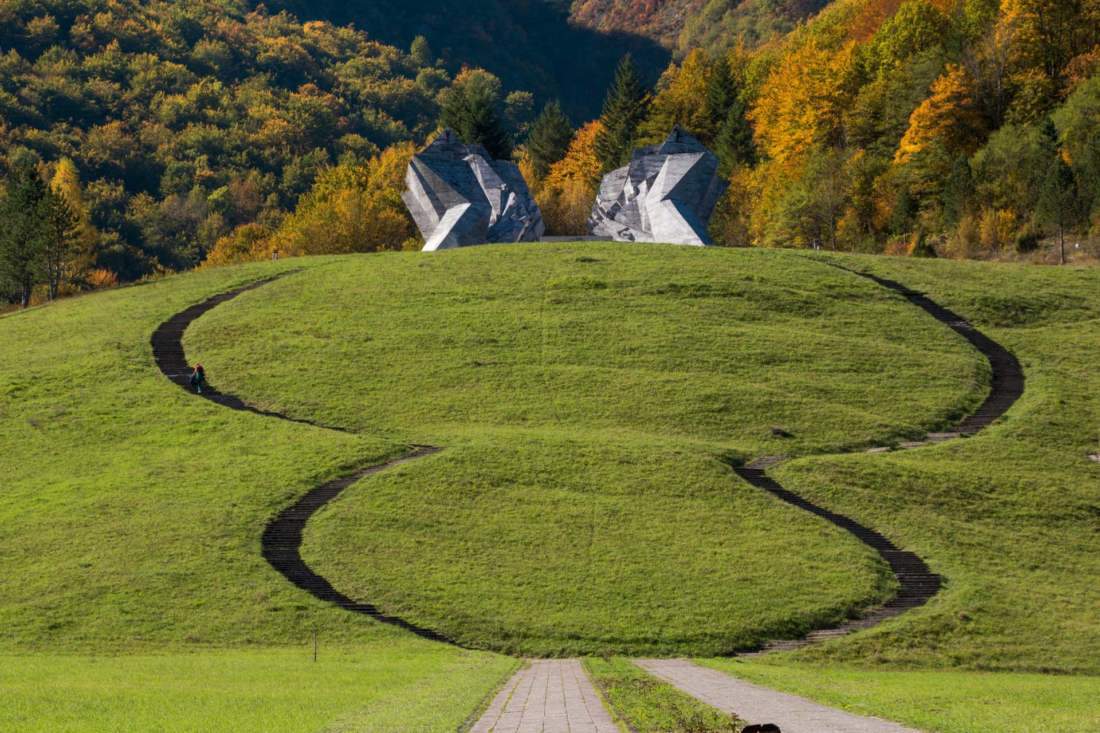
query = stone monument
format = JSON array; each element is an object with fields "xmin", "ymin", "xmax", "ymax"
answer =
[
  {"xmin": 403, "ymin": 129, "xmax": 544, "ymax": 251},
  {"xmin": 589, "ymin": 128, "xmax": 727, "ymax": 246}
]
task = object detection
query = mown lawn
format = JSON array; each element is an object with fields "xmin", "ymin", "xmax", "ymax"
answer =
[
  {"xmin": 586, "ymin": 657, "xmax": 740, "ymax": 732},
  {"xmin": 0, "ymin": 643, "xmax": 514, "ymax": 733},
  {"xmin": 4, "ymin": 243, "xmax": 1097, "ymax": 730},
  {"xmin": 705, "ymin": 659, "xmax": 1100, "ymax": 733},
  {"xmin": 0, "ymin": 258, "xmax": 512, "ymax": 730},
  {"xmin": 187, "ymin": 244, "xmax": 982, "ymax": 654}
]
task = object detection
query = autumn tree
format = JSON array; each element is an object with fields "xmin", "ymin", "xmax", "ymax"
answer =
[
  {"xmin": 538, "ymin": 121, "xmax": 604, "ymax": 235},
  {"xmin": 637, "ymin": 49, "xmax": 712, "ymax": 145},
  {"xmin": 50, "ymin": 158, "xmax": 99, "ymax": 285},
  {"xmin": 595, "ymin": 55, "xmax": 650, "ymax": 173},
  {"xmin": 264, "ymin": 143, "xmax": 418, "ymax": 258},
  {"xmin": 525, "ymin": 101, "xmax": 574, "ymax": 181},
  {"xmin": 750, "ymin": 38, "xmax": 858, "ymax": 166}
]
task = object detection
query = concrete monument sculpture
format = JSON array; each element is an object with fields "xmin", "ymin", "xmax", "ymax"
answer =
[
  {"xmin": 589, "ymin": 128, "xmax": 727, "ymax": 246},
  {"xmin": 403, "ymin": 129, "xmax": 544, "ymax": 251}
]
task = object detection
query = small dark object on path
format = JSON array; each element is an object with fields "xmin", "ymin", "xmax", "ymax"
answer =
[
  {"xmin": 770, "ymin": 426, "xmax": 793, "ymax": 438},
  {"xmin": 189, "ymin": 364, "xmax": 206, "ymax": 394},
  {"xmin": 743, "ymin": 724, "xmax": 781, "ymax": 733}
]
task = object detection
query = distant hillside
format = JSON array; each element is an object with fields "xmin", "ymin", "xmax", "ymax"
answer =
[
  {"xmin": 569, "ymin": 0, "xmax": 832, "ymax": 53},
  {"xmin": 0, "ymin": 0, "xmax": 459, "ymax": 279},
  {"xmin": 265, "ymin": 0, "xmax": 669, "ymax": 119}
]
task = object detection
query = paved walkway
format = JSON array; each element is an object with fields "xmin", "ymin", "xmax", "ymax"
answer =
[
  {"xmin": 636, "ymin": 659, "xmax": 923, "ymax": 733},
  {"xmin": 471, "ymin": 659, "xmax": 618, "ymax": 733}
]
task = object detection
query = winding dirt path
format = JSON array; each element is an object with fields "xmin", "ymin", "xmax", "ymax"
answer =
[
  {"xmin": 735, "ymin": 266, "xmax": 1024, "ymax": 654},
  {"xmin": 151, "ymin": 277, "xmax": 450, "ymax": 643},
  {"xmin": 149, "ymin": 263, "xmax": 1023, "ymax": 655},
  {"xmin": 151, "ymin": 263, "xmax": 1025, "ymax": 732}
]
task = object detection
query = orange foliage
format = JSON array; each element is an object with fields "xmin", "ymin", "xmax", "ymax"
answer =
[
  {"xmin": 86, "ymin": 268, "xmax": 119, "ymax": 290},
  {"xmin": 895, "ymin": 64, "xmax": 986, "ymax": 164},
  {"xmin": 750, "ymin": 38, "xmax": 858, "ymax": 165},
  {"xmin": 537, "ymin": 121, "xmax": 603, "ymax": 235},
  {"xmin": 637, "ymin": 49, "xmax": 715, "ymax": 144}
]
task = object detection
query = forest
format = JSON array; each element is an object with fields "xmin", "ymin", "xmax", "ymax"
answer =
[{"xmin": 2, "ymin": 0, "xmax": 1099, "ymax": 307}]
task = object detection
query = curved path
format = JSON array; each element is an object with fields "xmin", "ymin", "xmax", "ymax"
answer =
[
  {"xmin": 150, "ymin": 264, "xmax": 1023, "ymax": 655},
  {"xmin": 734, "ymin": 265, "xmax": 1024, "ymax": 654},
  {"xmin": 151, "ymin": 277, "xmax": 451, "ymax": 644}
]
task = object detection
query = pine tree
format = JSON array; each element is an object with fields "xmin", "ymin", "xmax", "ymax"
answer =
[
  {"xmin": 0, "ymin": 162, "xmax": 49, "ymax": 308},
  {"xmin": 410, "ymin": 35, "xmax": 433, "ymax": 67},
  {"xmin": 595, "ymin": 54, "xmax": 650, "ymax": 173},
  {"xmin": 714, "ymin": 98, "xmax": 756, "ymax": 176},
  {"xmin": 526, "ymin": 101, "xmax": 574, "ymax": 181},
  {"xmin": 42, "ymin": 188, "xmax": 79, "ymax": 300},
  {"xmin": 704, "ymin": 56, "xmax": 737, "ymax": 144},
  {"xmin": 440, "ymin": 71, "xmax": 512, "ymax": 160},
  {"xmin": 1035, "ymin": 121, "xmax": 1079, "ymax": 265}
]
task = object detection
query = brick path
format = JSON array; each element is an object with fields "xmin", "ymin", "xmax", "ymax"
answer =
[
  {"xmin": 470, "ymin": 659, "xmax": 619, "ymax": 733},
  {"xmin": 636, "ymin": 659, "xmax": 923, "ymax": 733}
]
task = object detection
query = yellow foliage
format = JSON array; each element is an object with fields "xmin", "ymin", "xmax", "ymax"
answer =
[
  {"xmin": 86, "ymin": 268, "xmax": 119, "ymax": 290},
  {"xmin": 895, "ymin": 64, "xmax": 985, "ymax": 164},
  {"xmin": 269, "ymin": 142, "xmax": 417, "ymax": 256},
  {"xmin": 750, "ymin": 38, "xmax": 858, "ymax": 166},
  {"xmin": 203, "ymin": 223, "xmax": 274, "ymax": 267},
  {"xmin": 537, "ymin": 121, "xmax": 603, "ymax": 235},
  {"xmin": 637, "ymin": 49, "xmax": 714, "ymax": 145}
]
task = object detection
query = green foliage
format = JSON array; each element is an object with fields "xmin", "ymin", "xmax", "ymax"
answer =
[
  {"xmin": 0, "ymin": 0, "xmax": 452, "ymax": 279},
  {"xmin": 439, "ymin": 68, "xmax": 513, "ymax": 159},
  {"xmin": 0, "ymin": 163, "xmax": 49, "ymax": 307},
  {"xmin": 526, "ymin": 101, "xmax": 575, "ymax": 181},
  {"xmin": 595, "ymin": 54, "xmax": 650, "ymax": 173}
]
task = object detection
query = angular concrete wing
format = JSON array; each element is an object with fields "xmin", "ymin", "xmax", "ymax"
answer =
[
  {"xmin": 403, "ymin": 129, "xmax": 545, "ymax": 251},
  {"xmin": 589, "ymin": 127, "xmax": 727, "ymax": 245}
]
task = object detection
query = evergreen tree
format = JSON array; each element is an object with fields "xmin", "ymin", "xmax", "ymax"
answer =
[
  {"xmin": 595, "ymin": 54, "xmax": 650, "ymax": 173},
  {"xmin": 1035, "ymin": 121, "xmax": 1079, "ymax": 265},
  {"xmin": 410, "ymin": 35, "xmax": 433, "ymax": 67},
  {"xmin": 526, "ymin": 101, "xmax": 574, "ymax": 181},
  {"xmin": 440, "ymin": 71, "xmax": 512, "ymax": 160},
  {"xmin": 941, "ymin": 154, "xmax": 974, "ymax": 226},
  {"xmin": 704, "ymin": 56, "xmax": 737, "ymax": 143},
  {"xmin": 0, "ymin": 163, "xmax": 49, "ymax": 308},
  {"xmin": 42, "ymin": 189, "xmax": 79, "ymax": 300},
  {"xmin": 714, "ymin": 98, "xmax": 756, "ymax": 176}
]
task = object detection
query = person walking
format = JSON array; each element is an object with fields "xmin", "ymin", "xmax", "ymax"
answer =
[{"xmin": 189, "ymin": 364, "xmax": 206, "ymax": 394}]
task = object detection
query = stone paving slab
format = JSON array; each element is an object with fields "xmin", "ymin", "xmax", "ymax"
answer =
[
  {"xmin": 636, "ymin": 659, "xmax": 924, "ymax": 733},
  {"xmin": 471, "ymin": 659, "xmax": 619, "ymax": 733}
]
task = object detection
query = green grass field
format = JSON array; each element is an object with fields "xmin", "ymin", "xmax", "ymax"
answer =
[
  {"xmin": 705, "ymin": 659, "xmax": 1100, "ymax": 733},
  {"xmin": 2, "ymin": 244, "xmax": 1098, "ymax": 730},
  {"xmin": 185, "ymin": 245, "xmax": 983, "ymax": 655},
  {"xmin": 585, "ymin": 657, "xmax": 740, "ymax": 732}
]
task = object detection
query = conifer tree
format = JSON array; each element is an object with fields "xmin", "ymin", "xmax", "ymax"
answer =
[
  {"xmin": 526, "ymin": 101, "xmax": 574, "ymax": 181},
  {"xmin": 714, "ymin": 99, "xmax": 756, "ymax": 176},
  {"xmin": 42, "ymin": 189, "xmax": 79, "ymax": 300},
  {"xmin": 0, "ymin": 163, "xmax": 49, "ymax": 308},
  {"xmin": 1035, "ymin": 120, "xmax": 1079, "ymax": 265},
  {"xmin": 595, "ymin": 54, "xmax": 650, "ymax": 173},
  {"xmin": 704, "ymin": 56, "xmax": 737, "ymax": 143},
  {"xmin": 440, "ymin": 71, "xmax": 512, "ymax": 160}
]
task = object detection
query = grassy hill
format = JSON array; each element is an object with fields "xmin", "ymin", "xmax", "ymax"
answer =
[{"xmin": 1, "ymin": 244, "xmax": 1098, "ymax": 730}]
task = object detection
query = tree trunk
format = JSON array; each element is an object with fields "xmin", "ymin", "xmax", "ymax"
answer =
[{"xmin": 1059, "ymin": 224, "xmax": 1066, "ymax": 265}]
